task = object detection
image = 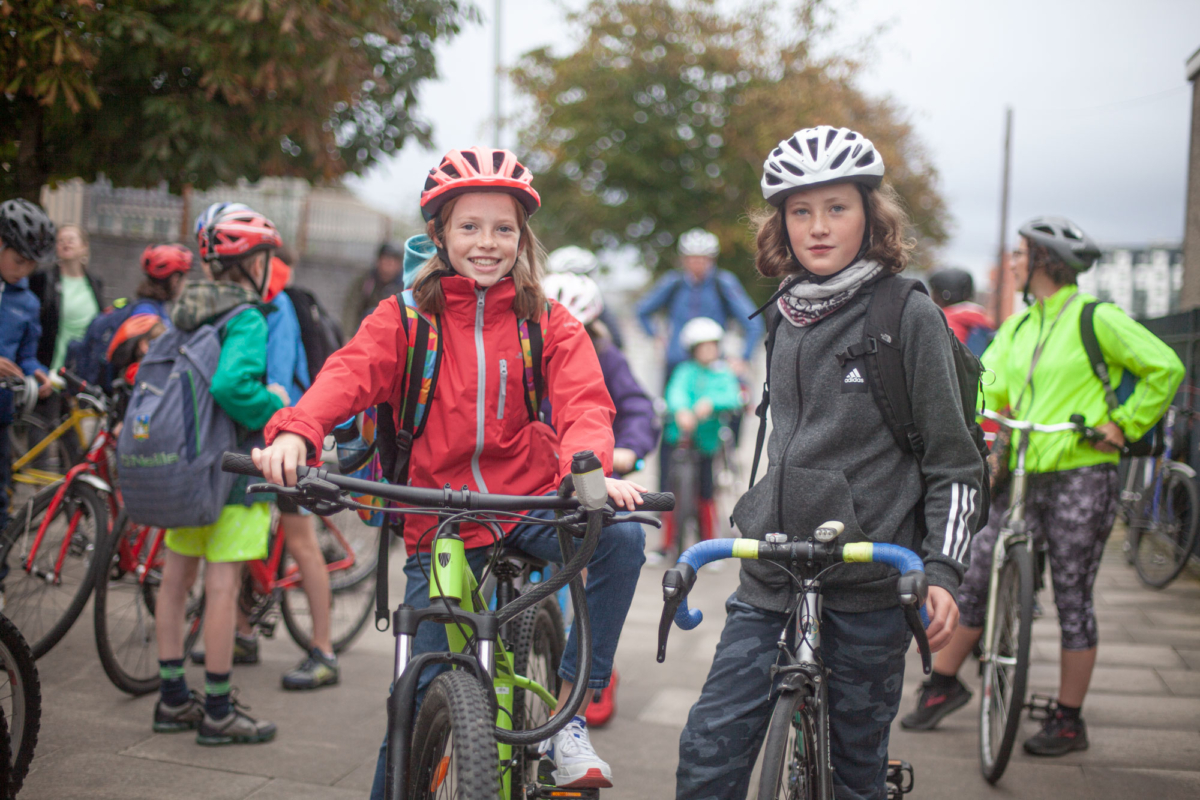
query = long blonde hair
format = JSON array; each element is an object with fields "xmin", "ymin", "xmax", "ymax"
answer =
[{"xmin": 411, "ymin": 194, "xmax": 547, "ymax": 320}]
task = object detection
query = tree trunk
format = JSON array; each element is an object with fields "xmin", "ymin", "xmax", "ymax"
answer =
[{"xmin": 15, "ymin": 98, "xmax": 49, "ymax": 203}]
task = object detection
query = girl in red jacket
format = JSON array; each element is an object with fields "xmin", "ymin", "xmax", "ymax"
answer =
[{"xmin": 253, "ymin": 147, "xmax": 648, "ymax": 793}]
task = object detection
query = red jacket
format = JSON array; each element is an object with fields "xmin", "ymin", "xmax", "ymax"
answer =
[
  {"xmin": 265, "ymin": 274, "xmax": 616, "ymax": 550},
  {"xmin": 941, "ymin": 302, "xmax": 994, "ymax": 344}
]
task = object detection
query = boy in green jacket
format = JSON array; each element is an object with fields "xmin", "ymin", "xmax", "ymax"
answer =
[
  {"xmin": 152, "ymin": 206, "xmax": 289, "ymax": 746},
  {"xmin": 658, "ymin": 317, "xmax": 744, "ymax": 555}
]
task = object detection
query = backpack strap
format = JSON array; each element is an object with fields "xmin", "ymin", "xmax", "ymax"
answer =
[
  {"xmin": 748, "ymin": 303, "xmax": 784, "ymax": 487},
  {"xmin": 1080, "ymin": 301, "xmax": 1120, "ymax": 412},
  {"xmin": 841, "ymin": 275, "xmax": 925, "ymax": 455},
  {"xmin": 518, "ymin": 302, "xmax": 550, "ymax": 423}
]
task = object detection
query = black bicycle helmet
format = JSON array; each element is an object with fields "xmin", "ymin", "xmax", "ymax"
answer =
[
  {"xmin": 929, "ymin": 267, "xmax": 975, "ymax": 306},
  {"xmin": 1017, "ymin": 216, "xmax": 1100, "ymax": 272},
  {"xmin": 0, "ymin": 199, "xmax": 56, "ymax": 267}
]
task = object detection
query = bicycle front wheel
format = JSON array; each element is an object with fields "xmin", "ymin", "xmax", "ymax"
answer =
[
  {"xmin": 279, "ymin": 512, "xmax": 378, "ymax": 654},
  {"xmin": 0, "ymin": 611, "xmax": 41, "ymax": 795},
  {"xmin": 509, "ymin": 597, "xmax": 565, "ymax": 799},
  {"xmin": 757, "ymin": 688, "xmax": 824, "ymax": 800},
  {"xmin": 2, "ymin": 481, "xmax": 107, "ymax": 658},
  {"xmin": 407, "ymin": 670, "xmax": 499, "ymax": 799},
  {"xmin": 1133, "ymin": 463, "xmax": 1199, "ymax": 588},
  {"xmin": 979, "ymin": 543, "xmax": 1034, "ymax": 784},
  {"xmin": 93, "ymin": 522, "xmax": 163, "ymax": 695}
]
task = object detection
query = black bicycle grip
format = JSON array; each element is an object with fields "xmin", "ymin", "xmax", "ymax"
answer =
[
  {"xmin": 221, "ymin": 452, "xmax": 263, "ymax": 477},
  {"xmin": 637, "ymin": 492, "xmax": 675, "ymax": 512}
]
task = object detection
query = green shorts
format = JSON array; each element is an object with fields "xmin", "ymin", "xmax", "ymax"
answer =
[{"xmin": 165, "ymin": 503, "xmax": 271, "ymax": 563}]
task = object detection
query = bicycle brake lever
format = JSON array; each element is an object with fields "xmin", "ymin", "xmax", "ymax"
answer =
[
  {"xmin": 615, "ymin": 511, "xmax": 663, "ymax": 529},
  {"xmin": 902, "ymin": 603, "xmax": 932, "ymax": 675},
  {"xmin": 657, "ymin": 566, "xmax": 696, "ymax": 663}
]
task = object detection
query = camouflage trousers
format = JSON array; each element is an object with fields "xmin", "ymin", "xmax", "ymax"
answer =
[
  {"xmin": 957, "ymin": 463, "xmax": 1117, "ymax": 649},
  {"xmin": 677, "ymin": 594, "xmax": 910, "ymax": 800}
]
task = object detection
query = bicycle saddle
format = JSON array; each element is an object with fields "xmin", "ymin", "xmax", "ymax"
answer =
[{"xmin": 500, "ymin": 545, "xmax": 549, "ymax": 571}]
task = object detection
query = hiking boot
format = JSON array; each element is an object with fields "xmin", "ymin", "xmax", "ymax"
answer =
[
  {"xmin": 190, "ymin": 634, "xmax": 259, "ymax": 666},
  {"xmin": 1023, "ymin": 707, "xmax": 1088, "ymax": 756},
  {"xmin": 585, "ymin": 671, "xmax": 618, "ymax": 728},
  {"xmin": 153, "ymin": 690, "xmax": 206, "ymax": 733},
  {"xmin": 538, "ymin": 715, "xmax": 613, "ymax": 788},
  {"xmin": 196, "ymin": 697, "xmax": 276, "ymax": 746},
  {"xmin": 281, "ymin": 648, "xmax": 339, "ymax": 691},
  {"xmin": 899, "ymin": 676, "xmax": 972, "ymax": 731}
]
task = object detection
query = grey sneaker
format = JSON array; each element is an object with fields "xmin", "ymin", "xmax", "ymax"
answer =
[
  {"xmin": 196, "ymin": 697, "xmax": 276, "ymax": 746},
  {"xmin": 281, "ymin": 648, "xmax": 339, "ymax": 691},
  {"xmin": 153, "ymin": 690, "xmax": 206, "ymax": 733},
  {"xmin": 191, "ymin": 634, "xmax": 259, "ymax": 666}
]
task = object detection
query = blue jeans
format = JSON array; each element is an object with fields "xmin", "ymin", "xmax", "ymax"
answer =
[
  {"xmin": 676, "ymin": 595, "xmax": 910, "ymax": 800},
  {"xmin": 369, "ymin": 507, "xmax": 646, "ymax": 799}
]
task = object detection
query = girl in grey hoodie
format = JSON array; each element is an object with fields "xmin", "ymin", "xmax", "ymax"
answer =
[{"xmin": 676, "ymin": 126, "xmax": 983, "ymax": 800}]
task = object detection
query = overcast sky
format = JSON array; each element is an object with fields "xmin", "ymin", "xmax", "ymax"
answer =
[{"xmin": 348, "ymin": 0, "xmax": 1200, "ymax": 281}]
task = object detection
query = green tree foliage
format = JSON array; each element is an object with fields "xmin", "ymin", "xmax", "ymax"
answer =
[
  {"xmin": 512, "ymin": 0, "xmax": 948, "ymax": 297},
  {"xmin": 1, "ymin": 0, "xmax": 475, "ymax": 199}
]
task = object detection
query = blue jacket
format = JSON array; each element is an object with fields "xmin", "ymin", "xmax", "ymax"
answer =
[
  {"xmin": 0, "ymin": 279, "xmax": 47, "ymax": 376},
  {"xmin": 267, "ymin": 292, "xmax": 310, "ymax": 406},
  {"xmin": 636, "ymin": 268, "xmax": 764, "ymax": 369}
]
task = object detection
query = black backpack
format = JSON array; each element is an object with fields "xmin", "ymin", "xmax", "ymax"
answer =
[
  {"xmin": 283, "ymin": 286, "xmax": 345, "ymax": 383},
  {"xmin": 1079, "ymin": 302, "xmax": 1164, "ymax": 457},
  {"xmin": 750, "ymin": 274, "xmax": 991, "ymax": 531}
]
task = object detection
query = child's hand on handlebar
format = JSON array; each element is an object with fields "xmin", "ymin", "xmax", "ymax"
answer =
[
  {"xmin": 1091, "ymin": 421, "xmax": 1126, "ymax": 453},
  {"xmin": 0, "ymin": 358, "xmax": 22, "ymax": 379},
  {"xmin": 924, "ymin": 585, "xmax": 959, "ymax": 652},
  {"xmin": 252, "ymin": 432, "xmax": 309, "ymax": 487},
  {"xmin": 606, "ymin": 477, "xmax": 649, "ymax": 511},
  {"xmin": 34, "ymin": 370, "xmax": 52, "ymax": 399}
]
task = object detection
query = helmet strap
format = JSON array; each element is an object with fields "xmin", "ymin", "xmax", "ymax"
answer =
[
  {"xmin": 234, "ymin": 250, "xmax": 272, "ymax": 299},
  {"xmin": 778, "ymin": 183, "xmax": 874, "ymax": 283},
  {"xmin": 431, "ymin": 218, "xmax": 456, "ymax": 276}
]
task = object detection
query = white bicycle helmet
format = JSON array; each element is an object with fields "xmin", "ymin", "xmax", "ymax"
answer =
[
  {"xmin": 546, "ymin": 245, "xmax": 599, "ymax": 275},
  {"xmin": 679, "ymin": 316, "xmax": 724, "ymax": 350},
  {"xmin": 761, "ymin": 126, "xmax": 885, "ymax": 207},
  {"xmin": 1017, "ymin": 216, "xmax": 1101, "ymax": 272},
  {"xmin": 678, "ymin": 228, "xmax": 720, "ymax": 258},
  {"xmin": 544, "ymin": 272, "xmax": 604, "ymax": 326}
]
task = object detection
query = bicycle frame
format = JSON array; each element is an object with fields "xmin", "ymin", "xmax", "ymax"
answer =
[
  {"xmin": 775, "ymin": 581, "xmax": 835, "ymax": 800},
  {"xmin": 979, "ymin": 430, "xmax": 1034, "ymax": 669},
  {"xmin": 10, "ymin": 401, "xmax": 100, "ymax": 489}
]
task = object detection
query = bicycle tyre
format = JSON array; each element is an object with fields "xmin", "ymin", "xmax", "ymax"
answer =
[
  {"xmin": 0, "ymin": 704, "xmax": 10, "ymax": 799},
  {"xmin": 979, "ymin": 544, "xmax": 1033, "ymax": 784},
  {"xmin": 509, "ymin": 597, "xmax": 565, "ymax": 799},
  {"xmin": 0, "ymin": 612, "xmax": 41, "ymax": 795},
  {"xmin": 407, "ymin": 670, "xmax": 499, "ymax": 799},
  {"xmin": 93, "ymin": 521, "xmax": 161, "ymax": 695},
  {"xmin": 757, "ymin": 688, "xmax": 822, "ymax": 800},
  {"xmin": 1, "ymin": 481, "xmax": 108, "ymax": 659},
  {"xmin": 1133, "ymin": 462, "xmax": 1199, "ymax": 589},
  {"xmin": 279, "ymin": 515, "xmax": 378, "ymax": 654}
]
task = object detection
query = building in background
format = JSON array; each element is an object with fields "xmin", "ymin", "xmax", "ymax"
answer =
[
  {"xmin": 1182, "ymin": 44, "xmax": 1200, "ymax": 310},
  {"xmin": 1078, "ymin": 246, "xmax": 1184, "ymax": 320}
]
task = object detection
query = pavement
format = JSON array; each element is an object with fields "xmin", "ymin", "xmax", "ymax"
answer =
[{"xmin": 19, "ymin": 316, "xmax": 1200, "ymax": 798}]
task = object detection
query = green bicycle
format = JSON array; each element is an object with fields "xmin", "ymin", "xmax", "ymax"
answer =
[{"xmin": 223, "ymin": 450, "xmax": 672, "ymax": 799}]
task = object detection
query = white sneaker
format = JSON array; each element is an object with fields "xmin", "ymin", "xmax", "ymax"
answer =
[{"xmin": 538, "ymin": 715, "xmax": 613, "ymax": 788}]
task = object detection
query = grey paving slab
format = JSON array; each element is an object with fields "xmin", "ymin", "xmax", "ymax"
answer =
[
  {"xmin": 1028, "ymin": 663, "xmax": 1168, "ymax": 695},
  {"xmin": 21, "ymin": 750, "xmax": 269, "ymax": 800},
  {"xmin": 889, "ymin": 753, "xmax": 1088, "ymax": 800},
  {"xmin": 1013, "ymin": 726, "xmax": 1200, "ymax": 771},
  {"xmin": 1176, "ymin": 648, "xmax": 1200, "ymax": 670},
  {"xmin": 1081, "ymin": 693, "xmax": 1200, "ymax": 730},
  {"xmin": 244, "ymin": 777, "xmax": 367, "ymax": 799},
  {"xmin": 1144, "ymin": 608, "xmax": 1200, "ymax": 628},
  {"xmin": 1126, "ymin": 626, "xmax": 1200, "ymax": 647},
  {"xmin": 1082, "ymin": 767, "xmax": 1200, "ymax": 800},
  {"xmin": 332, "ymin": 752, "xmax": 382, "ymax": 791},
  {"xmin": 1157, "ymin": 668, "xmax": 1200, "ymax": 696},
  {"xmin": 1032, "ymin": 640, "xmax": 1186, "ymax": 669}
]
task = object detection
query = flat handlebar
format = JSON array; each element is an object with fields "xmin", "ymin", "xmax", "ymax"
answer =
[{"xmin": 979, "ymin": 409, "xmax": 1129, "ymax": 455}]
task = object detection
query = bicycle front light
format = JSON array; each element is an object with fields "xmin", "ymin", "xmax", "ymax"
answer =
[{"xmin": 814, "ymin": 521, "xmax": 844, "ymax": 543}]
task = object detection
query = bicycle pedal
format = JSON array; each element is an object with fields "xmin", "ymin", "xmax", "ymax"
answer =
[
  {"xmin": 1026, "ymin": 693, "xmax": 1056, "ymax": 720},
  {"xmin": 885, "ymin": 759, "xmax": 914, "ymax": 797},
  {"xmin": 531, "ymin": 760, "xmax": 601, "ymax": 798}
]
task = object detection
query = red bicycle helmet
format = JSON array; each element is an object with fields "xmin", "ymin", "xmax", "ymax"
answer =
[
  {"xmin": 141, "ymin": 243, "xmax": 193, "ymax": 279},
  {"xmin": 419, "ymin": 147, "xmax": 540, "ymax": 222},
  {"xmin": 107, "ymin": 314, "xmax": 165, "ymax": 369},
  {"xmin": 197, "ymin": 208, "xmax": 282, "ymax": 264}
]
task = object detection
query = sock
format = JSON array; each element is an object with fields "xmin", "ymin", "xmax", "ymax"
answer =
[
  {"xmin": 158, "ymin": 658, "xmax": 189, "ymax": 706},
  {"xmin": 204, "ymin": 671, "xmax": 232, "ymax": 719},
  {"xmin": 929, "ymin": 671, "xmax": 959, "ymax": 689},
  {"xmin": 1056, "ymin": 702, "xmax": 1081, "ymax": 719}
]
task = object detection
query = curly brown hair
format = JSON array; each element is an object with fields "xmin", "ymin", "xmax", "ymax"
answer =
[
  {"xmin": 1025, "ymin": 238, "xmax": 1077, "ymax": 288},
  {"xmin": 411, "ymin": 194, "xmax": 547, "ymax": 321},
  {"xmin": 752, "ymin": 182, "xmax": 916, "ymax": 278}
]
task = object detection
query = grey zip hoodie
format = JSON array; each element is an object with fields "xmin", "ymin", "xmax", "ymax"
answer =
[{"xmin": 732, "ymin": 274, "xmax": 984, "ymax": 614}]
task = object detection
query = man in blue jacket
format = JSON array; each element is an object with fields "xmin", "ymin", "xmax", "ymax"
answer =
[
  {"xmin": 636, "ymin": 229, "xmax": 764, "ymax": 382},
  {"xmin": 0, "ymin": 199, "xmax": 57, "ymax": 532}
]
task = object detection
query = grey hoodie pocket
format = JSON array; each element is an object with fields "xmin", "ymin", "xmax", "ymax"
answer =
[{"xmin": 776, "ymin": 466, "xmax": 865, "ymax": 542}]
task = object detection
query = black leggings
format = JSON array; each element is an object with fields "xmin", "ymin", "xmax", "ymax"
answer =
[{"xmin": 957, "ymin": 464, "xmax": 1118, "ymax": 651}]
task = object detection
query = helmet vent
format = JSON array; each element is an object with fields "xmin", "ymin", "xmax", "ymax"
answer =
[
  {"xmin": 461, "ymin": 151, "xmax": 480, "ymax": 172},
  {"xmin": 825, "ymin": 128, "xmax": 837, "ymax": 148},
  {"xmin": 772, "ymin": 147, "xmax": 783, "ymax": 157},
  {"xmin": 781, "ymin": 162, "xmax": 805, "ymax": 176},
  {"xmin": 491, "ymin": 151, "xmax": 506, "ymax": 171},
  {"xmin": 845, "ymin": 132, "xmax": 857, "ymax": 140},
  {"xmin": 1064, "ymin": 228, "xmax": 1082, "ymax": 240},
  {"xmin": 786, "ymin": 135, "xmax": 801, "ymax": 154},
  {"xmin": 511, "ymin": 164, "xmax": 525, "ymax": 179},
  {"xmin": 765, "ymin": 174, "xmax": 782, "ymax": 186},
  {"xmin": 829, "ymin": 147, "xmax": 850, "ymax": 170},
  {"xmin": 854, "ymin": 151, "xmax": 875, "ymax": 167},
  {"xmin": 806, "ymin": 137, "xmax": 819, "ymax": 159},
  {"xmin": 1033, "ymin": 224, "xmax": 1054, "ymax": 235}
]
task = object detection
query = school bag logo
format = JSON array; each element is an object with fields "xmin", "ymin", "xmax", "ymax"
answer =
[{"xmin": 132, "ymin": 414, "xmax": 151, "ymax": 440}]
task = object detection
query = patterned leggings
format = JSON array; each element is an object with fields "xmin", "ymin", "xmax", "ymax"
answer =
[{"xmin": 956, "ymin": 464, "xmax": 1118, "ymax": 651}]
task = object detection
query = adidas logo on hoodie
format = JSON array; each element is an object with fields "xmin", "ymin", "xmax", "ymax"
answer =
[{"xmin": 842, "ymin": 364, "xmax": 867, "ymax": 394}]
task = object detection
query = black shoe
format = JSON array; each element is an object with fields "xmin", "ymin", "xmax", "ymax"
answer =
[
  {"xmin": 191, "ymin": 634, "xmax": 260, "ymax": 666},
  {"xmin": 1023, "ymin": 707, "xmax": 1088, "ymax": 756},
  {"xmin": 899, "ymin": 677, "xmax": 972, "ymax": 730}
]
